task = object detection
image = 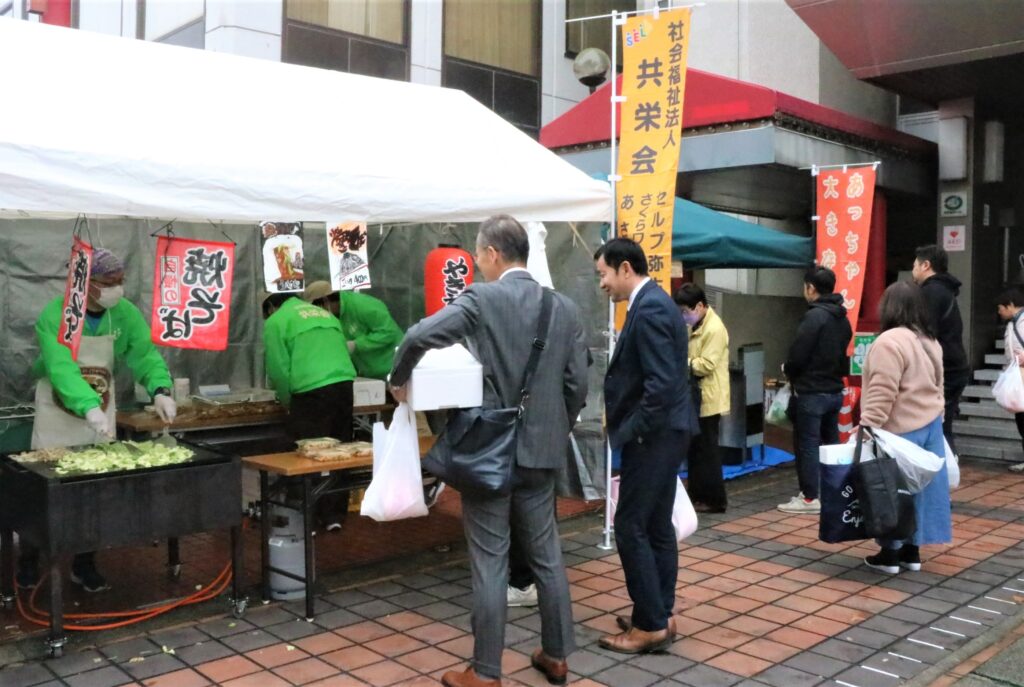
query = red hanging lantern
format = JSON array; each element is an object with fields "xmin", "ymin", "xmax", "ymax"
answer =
[{"xmin": 424, "ymin": 244, "xmax": 474, "ymax": 316}]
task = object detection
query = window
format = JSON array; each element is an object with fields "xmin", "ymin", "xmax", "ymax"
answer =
[
  {"xmin": 287, "ymin": 0, "xmax": 406, "ymax": 46},
  {"xmin": 283, "ymin": 0, "xmax": 409, "ymax": 81},
  {"xmin": 443, "ymin": 0, "xmax": 541, "ymax": 137},
  {"xmin": 444, "ymin": 0, "xmax": 540, "ymax": 78},
  {"xmin": 565, "ymin": 0, "xmax": 633, "ymax": 66}
]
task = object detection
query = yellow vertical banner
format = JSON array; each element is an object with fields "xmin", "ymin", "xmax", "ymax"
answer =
[{"xmin": 615, "ymin": 9, "xmax": 690, "ymax": 327}]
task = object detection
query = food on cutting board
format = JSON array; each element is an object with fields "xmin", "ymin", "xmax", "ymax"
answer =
[
  {"xmin": 16, "ymin": 441, "xmax": 194, "ymax": 476},
  {"xmin": 297, "ymin": 439, "xmax": 373, "ymax": 462}
]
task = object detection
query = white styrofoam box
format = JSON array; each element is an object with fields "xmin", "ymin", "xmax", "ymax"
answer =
[
  {"xmin": 408, "ymin": 344, "xmax": 483, "ymax": 411},
  {"xmin": 354, "ymin": 377, "xmax": 386, "ymax": 408}
]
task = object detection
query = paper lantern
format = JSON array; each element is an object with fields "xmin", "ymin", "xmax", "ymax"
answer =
[{"xmin": 425, "ymin": 244, "xmax": 473, "ymax": 316}]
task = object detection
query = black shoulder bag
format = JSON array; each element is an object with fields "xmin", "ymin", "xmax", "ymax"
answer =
[
  {"xmin": 421, "ymin": 289, "xmax": 553, "ymax": 497},
  {"xmin": 853, "ymin": 426, "xmax": 916, "ymax": 540}
]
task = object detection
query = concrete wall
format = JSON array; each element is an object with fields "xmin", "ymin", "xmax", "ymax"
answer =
[{"xmin": 720, "ymin": 292, "xmax": 807, "ymax": 375}]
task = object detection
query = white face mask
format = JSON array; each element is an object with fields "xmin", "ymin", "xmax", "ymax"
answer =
[{"xmin": 96, "ymin": 285, "xmax": 124, "ymax": 309}]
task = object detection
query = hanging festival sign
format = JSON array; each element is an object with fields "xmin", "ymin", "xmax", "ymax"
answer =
[
  {"xmin": 326, "ymin": 221, "xmax": 371, "ymax": 291},
  {"xmin": 615, "ymin": 8, "xmax": 691, "ymax": 327},
  {"xmin": 261, "ymin": 221, "xmax": 304, "ymax": 293},
  {"xmin": 424, "ymin": 244, "xmax": 474, "ymax": 316},
  {"xmin": 814, "ymin": 164, "xmax": 877, "ymax": 337},
  {"xmin": 58, "ymin": 237, "xmax": 94, "ymax": 361},
  {"xmin": 151, "ymin": 237, "xmax": 235, "ymax": 351}
]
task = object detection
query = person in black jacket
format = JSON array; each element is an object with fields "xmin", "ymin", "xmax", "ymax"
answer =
[
  {"xmin": 912, "ymin": 245, "xmax": 970, "ymax": 452},
  {"xmin": 778, "ymin": 266, "xmax": 853, "ymax": 514}
]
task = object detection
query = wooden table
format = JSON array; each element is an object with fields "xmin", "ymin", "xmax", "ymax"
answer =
[{"xmin": 242, "ymin": 436, "xmax": 436, "ymax": 620}]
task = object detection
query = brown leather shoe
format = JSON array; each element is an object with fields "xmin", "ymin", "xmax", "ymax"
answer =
[
  {"xmin": 530, "ymin": 648, "xmax": 568, "ymax": 685},
  {"xmin": 441, "ymin": 667, "xmax": 502, "ymax": 687},
  {"xmin": 616, "ymin": 615, "xmax": 677, "ymax": 637},
  {"xmin": 599, "ymin": 626, "xmax": 672, "ymax": 654}
]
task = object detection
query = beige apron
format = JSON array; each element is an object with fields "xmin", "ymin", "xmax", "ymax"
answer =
[{"xmin": 32, "ymin": 332, "xmax": 116, "ymax": 450}]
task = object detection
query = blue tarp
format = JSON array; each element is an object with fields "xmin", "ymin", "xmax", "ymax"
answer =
[{"xmin": 672, "ymin": 197, "xmax": 814, "ymax": 270}]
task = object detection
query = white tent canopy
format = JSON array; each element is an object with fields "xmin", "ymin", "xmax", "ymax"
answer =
[{"xmin": 0, "ymin": 21, "xmax": 611, "ymax": 224}]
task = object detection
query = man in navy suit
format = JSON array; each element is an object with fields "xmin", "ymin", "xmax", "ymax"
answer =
[{"xmin": 595, "ymin": 238, "xmax": 699, "ymax": 654}]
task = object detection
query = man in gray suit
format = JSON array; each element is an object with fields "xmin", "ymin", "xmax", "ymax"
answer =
[{"xmin": 390, "ymin": 215, "xmax": 589, "ymax": 687}]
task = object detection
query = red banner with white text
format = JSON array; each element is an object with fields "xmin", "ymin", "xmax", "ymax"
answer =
[
  {"xmin": 58, "ymin": 237, "xmax": 94, "ymax": 361},
  {"xmin": 815, "ymin": 165, "xmax": 876, "ymax": 336},
  {"xmin": 151, "ymin": 237, "xmax": 235, "ymax": 351}
]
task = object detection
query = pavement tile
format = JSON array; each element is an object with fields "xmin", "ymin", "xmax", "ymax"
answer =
[
  {"xmin": 349, "ymin": 599, "xmax": 404, "ymax": 619},
  {"xmin": 749, "ymin": 604, "xmax": 805, "ymax": 625},
  {"xmin": 810, "ymin": 637, "xmax": 877, "ymax": 663},
  {"xmin": 815, "ymin": 603, "xmax": 871, "ymax": 625},
  {"xmin": 694, "ymin": 626, "xmax": 757, "ymax": 649},
  {"xmin": 221, "ymin": 671, "xmax": 292, "ymax": 687},
  {"xmin": 591, "ymin": 662, "xmax": 662, "ymax": 687},
  {"xmin": 722, "ymin": 615, "xmax": 782, "ymax": 637},
  {"xmin": 336, "ymin": 620, "xmax": 393, "ymax": 643},
  {"xmin": 45, "ymin": 649, "xmax": 109, "ymax": 677},
  {"xmin": 322, "ymin": 590, "xmax": 375, "ymax": 607},
  {"xmin": 670, "ymin": 637, "xmax": 728, "ymax": 662},
  {"xmin": 706, "ymin": 650, "xmax": 774, "ymax": 677},
  {"xmin": 378, "ymin": 611, "xmax": 433, "ymax": 632},
  {"xmin": 765, "ymin": 626, "xmax": 827, "ymax": 649},
  {"xmin": 436, "ymin": 635, "xmax": 475, "ymax": 660},
  {"xmin": 395, "ymin": 646, "xmax": 462, "ymax": 673},
  {"xmin": 63, "ymin": 665, "xmax": 135, "ymax": 687},
  {"xmin": 271, "ymin": 657, "xmax": 340, "ymax": 685},
  {"xmin": 405, "ymin": 621, "xmax": 466, "ymax": 645},
  {"xmin": 121, "ymin": 653, "xmax": 187, "ymax": 680},
  {"xmin": 365, "ymin": 633, "xmax": 429, "ymax": 657},
  {"xmin": 313, "ymin": 608, "xmax": 364, "ymax": 630},
  {"xmin": 292, "ymin": 631, "xmax": 352, "ymax": 655},
  {"xmin": 267, "ymin": 618, "xmax": 321, "ymax": 641},
  {"xmin": 791, "ymin": 615, "xmax": 848, "ymax": 636},
  {"xmin": 221, "ymin": 629, "xmax": 278, "ymax": 653},
  {"xmin": 100, "ymin": 637, "xmax": 161, "ymax": 662},
  {"xmin": 681, "ymin": 603, "xmax": 737, "ymax": 624},
  {"xmin": 755, "ymin": 664, "xmax": 823, "ymax": 687},
  {"xmin": 0, "ymin": 662, "xmax": 58, "ymax": 687},
  {"xmin": 832, "ymin": 665, "xmax": 903, "ymax": 687},
  {"xmin": 139, "ymin": 667, "xmax": 210, "ymax": 687},
  {"xmin": 835, "ymin": 626, "xmax": 899, "ymax": 650},
  {"xmin": 245, "ymin": 642, "xmax": 309, "ymax": 669},
  {"xmin": 712, "ymin": 595, "xmax": 766, "ymax": 614},
  {"xmin": 196, "ymin": 618, "xmax": 255, "ymax": 638},
  {"xmin": 783, "ymin": 651, "xmax": 850, "ymax": 678},
  {"xmin": 775, "ymin": 595, "xmax": 829, "ymax": 614},
  {"xmin": 321, "ymin": 645, "xmax": 386, "ymax": 671},
  {"xmin": 416, "ymin": 601, "xmax": 467, "ymax": 621},
  {"xmin": 735, "ymin": 638, "xmax": 801, "ymax": 663},
  {"xmin": 246, "ymin": 607, "xmax": 297, "ymax": 627},
  {"xmin": 174, "ymin": 640, "xmax": 235, "ymax": 666},
  {"xmin": 350, "ymin": 659, "xmax": 420, "ymax": 686},
  {"xmin": 194, "ymin": 655, "xmax": 262, "ymax": 683},
  {"xmin": 564, "ymin": 648, "xmax": 617, "ymax": 676}
]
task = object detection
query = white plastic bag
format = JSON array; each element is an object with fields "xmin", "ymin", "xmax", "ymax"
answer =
[
  {"xmin": 766, "ymin": 384, "xmax": 792, "ymax": 427},
  {"xmin": 944, "ymin": 437, "xmax": 960, "ymax": 490},
  {"xmin": 360, "ymin": 403, "xmax": 428, "ymax": 522},
  {"xmin": 609, "ymin": 476, "xmax": 696, "ymax": 543},
  {"xmin": 993, "ymin": 362, "xmax": 1024, "ymax": 412},
  {"xmin": 870, "ymin": 428, "xmax": 944, "ymax": 494}
]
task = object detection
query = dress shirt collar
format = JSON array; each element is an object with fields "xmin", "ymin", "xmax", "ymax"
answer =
[{"xmin": 628, "ymin": 277, "xmax": 651, "ymax": 311}]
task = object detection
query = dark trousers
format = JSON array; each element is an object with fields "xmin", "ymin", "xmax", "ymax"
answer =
[
  {"xmin": 943, "ymin": 376, "xmax": 968, "ymax": 455},
  {"xmin": 615, "ymin": 428, "xmax": 690, "ymax": 632},
  {"xmin": 287, "ymin": 381, "xmax": 354, "ymax": 524},
  {"xmin": 1015, "ymin": 413, "xmax": 1024, "ymax": 454},
  {"xmin": 689, "ymin": 414, "xmax": 726, "ymax": 511},
  {"xmin": 792, "ymin": 392, "xmax": 842, "ymax": 500}
]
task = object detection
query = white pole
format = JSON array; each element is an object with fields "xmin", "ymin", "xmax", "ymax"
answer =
[{"xmin": 598, "ymin": 9, "xmax": 622, "ymax": 552}]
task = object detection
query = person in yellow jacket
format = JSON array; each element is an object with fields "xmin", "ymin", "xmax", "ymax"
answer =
[{"xmin": 674, "ymin": 284, "xmax": 730, "ymax": 513}]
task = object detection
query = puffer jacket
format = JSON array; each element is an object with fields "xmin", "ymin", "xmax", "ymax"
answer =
[{"xmin": 689, "ymin": 307, "xmax": 730, "ymax": 417}]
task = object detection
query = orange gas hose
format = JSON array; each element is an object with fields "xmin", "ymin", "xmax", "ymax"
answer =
[{"xmin": 15, "ymin": 563, "xmax": 233, "ymax": 631}]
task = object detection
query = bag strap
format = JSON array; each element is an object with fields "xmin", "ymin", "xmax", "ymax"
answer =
[
  {"xmin": 853, "ymin": 425, "xmax": 873, "ymax": 466},
  {"xmin": 516, "ymin": 288, "xmax": 554, "ymax": 414}
]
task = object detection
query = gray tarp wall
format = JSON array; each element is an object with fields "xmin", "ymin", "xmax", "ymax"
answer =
[{"xmin": 0, "ymin": 218, "xmax": 608, "ymax": 498}]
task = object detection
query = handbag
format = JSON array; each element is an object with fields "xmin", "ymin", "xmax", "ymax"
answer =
[
  {"xmin": 853, "ymin": 427, "xmax": 916, "ymax": 540},
  {"xmin": 422, "ymin": 289, "xmax": 553, "ymax": 497},
  {"xmin": 818, "ymin": 442, "xmax": 867, "ymax": 543}
]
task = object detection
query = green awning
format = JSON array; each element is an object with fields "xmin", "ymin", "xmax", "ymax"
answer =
[{"xmin": 673, "ymin": 197, "xmax": 813, "ymax": 269}]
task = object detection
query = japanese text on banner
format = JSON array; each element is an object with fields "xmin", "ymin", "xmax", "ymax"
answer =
[
  {"xmin": 815, "ymin": 165, "xmax": 876, "ymax": 339},
  {"xmin": 58, "ymin": 237, "xmax": 94, "ymax": 361},
  {"xmin": 152, "ymin": 237, "xmax": 235, "ymax": 351},
  {"xmin": 615, "ymin": 9, "xmax": 690, "ymax": 325},
  {"xmin": 326, "ymin": 221, "xmax": 371, "ymax": 291}
]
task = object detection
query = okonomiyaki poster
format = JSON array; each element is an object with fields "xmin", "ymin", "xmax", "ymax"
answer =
[
  {"xmin": 326, "ymin": 221, "xmax": 371, "ymax": 291},
  {"xmin": 261, "ymin": 221, "xmax": 304, "ymax": 293}
]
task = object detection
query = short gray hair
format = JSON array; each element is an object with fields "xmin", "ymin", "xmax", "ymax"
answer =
[{"xmin": 477, "ymin": 214, "xmax": 529, "ymax": 265}]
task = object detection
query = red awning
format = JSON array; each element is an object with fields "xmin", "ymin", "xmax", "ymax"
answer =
[{"xmin": 540, "ymin": 68, "xmax": 932, "ymax": 156}]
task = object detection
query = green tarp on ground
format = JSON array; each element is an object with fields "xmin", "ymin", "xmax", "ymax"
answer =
[{"xmin": 673, "ymin": 197, "xmax": 814, "ymax": 269}]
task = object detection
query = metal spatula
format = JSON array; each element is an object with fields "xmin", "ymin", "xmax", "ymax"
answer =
[{"xmin": 155, "ymin": 426, "xmax": 177, "ymax": 448}]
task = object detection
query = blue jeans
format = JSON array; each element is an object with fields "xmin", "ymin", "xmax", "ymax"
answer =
[{"xmin": 792, "ymin": 392, "xmax": 842, "ymax": 500}]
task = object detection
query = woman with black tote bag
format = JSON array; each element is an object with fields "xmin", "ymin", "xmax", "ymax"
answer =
[{"xmin": 860, "ymin": 281, "xmax": 952, "ymax": 574}]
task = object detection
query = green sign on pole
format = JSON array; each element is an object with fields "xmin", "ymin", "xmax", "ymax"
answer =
[{"xmin": 850, "ymin": 332, "xmax": 878, "ymax": 376}]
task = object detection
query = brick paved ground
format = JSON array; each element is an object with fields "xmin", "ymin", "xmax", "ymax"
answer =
[{"xmin": 2, "ymin": 458, "xmax": 1023, "ymax": 687}]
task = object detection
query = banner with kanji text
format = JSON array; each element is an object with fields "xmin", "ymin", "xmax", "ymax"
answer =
[
  {"xmin": 152, "ymin": 237, "xmax": 235, "ymax": 351},
  {"xmin": 615, "ymin": 8, "xmax": 690, "ymax": 326},
  {"xmin": 58, "ymin": 237, "xmax": 94, "ymax": 361},
  {"xmin": 815, "ymin": 165, "xmax": 876, "ymax": 337}
]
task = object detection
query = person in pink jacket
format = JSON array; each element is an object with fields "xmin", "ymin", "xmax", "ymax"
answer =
[{"xmin": 996, "ymin": 287, "xmax": 1024, "ymax": 473}]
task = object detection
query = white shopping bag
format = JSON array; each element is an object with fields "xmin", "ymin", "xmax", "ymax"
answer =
[
  {"xmin": 609, "ymin": 476, "xmax": 697, "ymax": 543},
  {"xmin": 944, "ymin": 437, "xmax": 960, "ymax": 490},
  {"xmin": 361, "ymin": 403, "xmax": 429, "ymax": 522},
  {"xmin": 993, "ymin": 361, "xmax": 1024, "ymax": 412},
  {"xmin": 841, "ymin": 428, "xmax": 942, "ymax": 493}
]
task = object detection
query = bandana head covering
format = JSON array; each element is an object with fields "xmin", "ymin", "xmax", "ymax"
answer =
[{"xmin": 91, "ymin": 248, "xmax": 124, "ymax": 278}]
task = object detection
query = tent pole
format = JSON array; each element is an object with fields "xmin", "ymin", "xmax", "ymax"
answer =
[{"xmin": 598, "ymin": 9, "xmax": 621, "ymax": 553}]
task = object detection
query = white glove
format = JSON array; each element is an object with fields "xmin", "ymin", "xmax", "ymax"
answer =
[
  {"xmin": 85, "ymin": 407, "xmax": 111, "ymax": 436},
  {"xmin": 154, "ymin": 394, "xmax": 177, "ymax": 424}
]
